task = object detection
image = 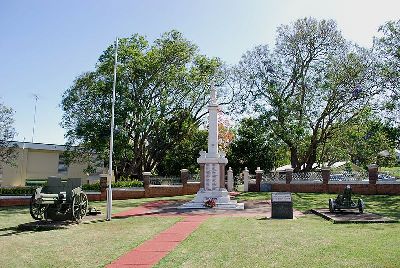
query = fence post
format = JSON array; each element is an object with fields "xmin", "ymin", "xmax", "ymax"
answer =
[
  {"xmin": 243, "ymin": 167, "xmax": 249, "ymax": 192},
  {"xmin": 321, "ymin": 167, "xmax": 330, "ymax": 184},
  {"xmin": 227, "ymin": 167, "xmax": 234, "ymax": 192},
  {"xmin": 181, "ymin": 169, "xmax": 189, "ymax": 186},
  {"xmin": 100, "ymin": 174, "xmax": 108, "ymax": 200},
  {"xmin": 285, "ymin": 168, "xmax": 293, "ymax": 184},
  {"xmin": 255, "ymin": 167, "xmax": 263, "ymax": 192},
  {"xmin": 143, "ymin": 172, "xmax": 151, "ymax": 190},
  {"xmin": 181, "ymin": 169, "xmax": 189, "ymax": 194},
  {"xmin": 321, "ymin": 167, "xmax": 330, "ymax": 193},
  {"xmin": 368, "ymin": 164, "xmax": 378, "ymax": 185}
]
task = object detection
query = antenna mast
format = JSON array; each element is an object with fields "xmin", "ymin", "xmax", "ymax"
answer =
[{"xmin": 31, "ymin": 94, "xmax": 39, "ymax": 143}]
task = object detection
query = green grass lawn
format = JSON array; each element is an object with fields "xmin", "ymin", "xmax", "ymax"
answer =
[
  {"xmin": 0, "ymin": 196, "xmax": 193, "ymax": 268},
  {"xmin": 156, "ymin": 216, "xmax": 400, "ymax": 268},
  {"xmin": 156, "ymin": 192, "xmax": 400, "ymax": 268},
  {"xmin": 237, "ymin": 192, "xmax": 400, "ymax": 220},
  {"xmin": 1, "ymin": 193, "xmax": 399, "ymax": 268}
]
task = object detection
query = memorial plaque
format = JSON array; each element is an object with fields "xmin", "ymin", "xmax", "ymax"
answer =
[
  {"xmin": 271, "ymin": 192, "xmax": 293, "ymax": 219},
  {"xmin": 205, "ymin": 163, "xmax": 219, "ymax": 191}
]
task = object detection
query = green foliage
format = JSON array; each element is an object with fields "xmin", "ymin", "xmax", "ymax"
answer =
[
  {"xmin": 0, "ymin": 187, "xmax": 35, "ymax": 196},
  {"xmin": 61, "ymin": 30, "xmax": 222, "ymax": 179},
  {"xmin": 112, "ymin": 180, "xmax": 143, "ymax": 188},
  {"xmin": 25, "ymin": 179, "xmax": 47, "ymax": 187},
  {"xmin": 344, "ymin": 162, "xmax": 353, "ymax": 172},
  {"xmin": 231, "ymin": 17, "xmax": 379, "ymax": 172},
  {"xmin": 0, "ymin": 101, "xmax": 18, "ymax": 166},
  {"xmin": 227, "ymin": 117, "xmax": 288, "ymax": 173},
  {"xmin": 320, "ymin": 112, "xmax": 396, "ymax": 168},
  {"xmin": 81, "ymin": 183, "xmax": 101, "ymax": 191},
  {"xmin": 82, "ymin": 180, "xmax": 143, "ymax": 191},
  {"xmin": 157, "ymin": 128, "xmax": 207, "ymax": 175},
  {"xmin": 375, "ymin": 19, "xmax": 400, "ymax": 123}
]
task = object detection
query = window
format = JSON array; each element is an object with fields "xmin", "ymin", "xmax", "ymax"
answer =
[{"xmin": 58, "ymin": 156, "xmax": 68, "ymax": 175}]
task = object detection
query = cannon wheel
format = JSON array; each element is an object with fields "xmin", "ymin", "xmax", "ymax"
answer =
[
  {"xmin": 72, "ymin": 192, "xmax": 88, "ymax": 221},
  {"xmin": 29, "ymin": 194, "xmax": 48, "ymax": 220},
  {"xmin": 329, "ymin": 198, "xmax": 335, "ymax": 213},
  {"xmin": 358, "ymin": 199, "xmax": 364, "ymax": 214}
]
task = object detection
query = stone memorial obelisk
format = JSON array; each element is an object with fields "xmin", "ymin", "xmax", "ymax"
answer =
[{"xmin": 180, "ymin": 85, "xmax": 244, "ymax": 210}]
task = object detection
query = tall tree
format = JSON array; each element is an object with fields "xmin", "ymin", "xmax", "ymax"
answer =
[
  {"xmin": 0, "ymin": 101, "xmax": 18, "ymax": 166},
  {"xmin": 61, "ymin": 31, "xmax": 221, "ymax": 179},
  {"xmin": 375, "ymin": 19, "xmax": 400, "ymax": 124},
  {"xmin": 231, "ymin": 18, "xmax": 379, "ymax": 171},
  {"xmin": 157, "ymin": 127, "xmax": 207, "ymax": 176},
  {"xmin": 227, "ymin": 117, "xmax": 288, "ymax": 173},
  {"xmin": 318, "ymin": 110, "xmax": 396, "ymax": 168}
]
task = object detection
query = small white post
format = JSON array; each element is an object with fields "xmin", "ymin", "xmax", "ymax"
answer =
[
  {"xmin": 227, "ymin": 167, "xmax": 234, "ymax": 192},
  {"xmin": 243, "ymin": 167, "xmax": 249, "ymax": 192}
]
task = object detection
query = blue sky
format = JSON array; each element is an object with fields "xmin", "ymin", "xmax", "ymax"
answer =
[{"xmin": 1, "ymin": 0, "xmax": 399, "ymax": 145}]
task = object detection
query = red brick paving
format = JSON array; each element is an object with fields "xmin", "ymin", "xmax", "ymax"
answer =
[{"xmin": 106, "ymin": 214, "xmax": 208, "ymax": 268}]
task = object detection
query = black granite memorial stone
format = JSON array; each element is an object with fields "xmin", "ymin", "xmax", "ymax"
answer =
[{"xmin": 271, "ymin": 192, "xmax": 293, "ymax": 219}]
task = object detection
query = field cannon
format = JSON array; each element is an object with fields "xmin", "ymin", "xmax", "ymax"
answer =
[
  {"xmin": 30, "ymin": 177, "xmax": 88, "ymax": 222},
  {"xmin": 329, "ymin": 185, "xmax": 364, "ymax": 213}
]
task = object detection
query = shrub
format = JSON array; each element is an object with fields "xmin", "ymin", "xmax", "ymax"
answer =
[
  {"xmin": 81, "ymin": 180, "xmax": 143, "ymax": 191},
  {"xmin": 112, "ymin": 180, "xmax": 143, "ymax": 188},
  {"xmin": 0, "ymin": 187, "xmax": 35, "ymax": 196},
  {"xmin": 82, "ymin": 182, "xmax": 101, "ymax": 191}
]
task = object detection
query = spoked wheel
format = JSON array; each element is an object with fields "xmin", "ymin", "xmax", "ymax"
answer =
[
  {"xmin": 358, "ymin": 199, "xmax": 364, "ymax": 214},
  {"xmin": 329, "ymin": 198, "xmax": 335, "ymax": 213},
  {"xmin": 72, "ymin": 192, "xmax": 88, "ymax": 221},
  {"xmin": 29, "ymin": 194, "xmax": 47, "ymax": 220}
]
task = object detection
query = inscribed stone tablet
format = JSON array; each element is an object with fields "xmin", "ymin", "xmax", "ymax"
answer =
[{"xmin": 272, "ymin": 192, "xmax": 292, "ymax": 202}]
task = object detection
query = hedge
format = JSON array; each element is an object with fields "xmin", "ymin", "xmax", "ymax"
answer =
[
  {"xmin": 82, "ymin": 180, "xmax": 143, "ymax": 192},
  {"xmin": 0, "ymin": 187, "xmax": 35, "ymax": 196}
]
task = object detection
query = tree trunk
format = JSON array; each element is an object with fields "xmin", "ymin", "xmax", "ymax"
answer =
[{"xmin": 290, "ymin": 147, "xmax": 300, "ymax": 172}]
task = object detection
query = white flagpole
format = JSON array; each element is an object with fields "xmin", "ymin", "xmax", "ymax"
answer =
[{"xmin": 107, "ymin": 37, "xmax": 118, "ymax": 221}]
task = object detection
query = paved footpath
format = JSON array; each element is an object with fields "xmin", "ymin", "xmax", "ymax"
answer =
[{"xmin": 107, "ymin": 204, "xmax": 210, "ymax": 268}]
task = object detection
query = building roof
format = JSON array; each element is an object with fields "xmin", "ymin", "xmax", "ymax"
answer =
[
  {"xmin": 12, "ymin": 141, "xmax": 66, "ymax": 151},
  {"xmin": 330, "ymin": 161, "xmax": 347, "ymax": 168}
]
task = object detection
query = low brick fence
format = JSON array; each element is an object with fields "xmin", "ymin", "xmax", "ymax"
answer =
[
  {"xmin": 0, "ymin": 169, "xmax": 200, "ymax": 207},
  {"xmin": 0, "ymin": 196, "xmax": 31, "ymax": 206},
  {"xmin": 247, "ymin": 164, "xmax": 400, "ymax": 195}
]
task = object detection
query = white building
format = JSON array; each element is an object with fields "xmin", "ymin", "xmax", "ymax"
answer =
[{"xmin": 0, "ymin": 142, "xmax": 101, "ymax": 187}]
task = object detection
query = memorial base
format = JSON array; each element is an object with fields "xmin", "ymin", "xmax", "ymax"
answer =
[{"xmin": 179, "ymin": 188, "xmax": 244, "ymax": 210}]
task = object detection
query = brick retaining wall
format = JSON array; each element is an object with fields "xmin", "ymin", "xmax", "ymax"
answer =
[
  {"xmin": 248, "ymin": 182, "xmax": 400, "ymax": 195},
  {"xmin": 0, "ymin": 196, "xmax": 31, "ymax": 207},
  {"xmin": 247, "ymin": 165, "xmax": 400, "ymax": 195}
]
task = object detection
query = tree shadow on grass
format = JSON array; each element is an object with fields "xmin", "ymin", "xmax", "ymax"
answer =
[{"xmin": 0, "ymin": 223, "xmax": 67, "ymax": 237}]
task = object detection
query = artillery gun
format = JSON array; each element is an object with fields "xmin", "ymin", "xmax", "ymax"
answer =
[
  {"xmin": 29, "ymin": 177, "xmax": 88, "ymax": 222},
  {"xmin": 329, "ymin": 185, "xmax": 364, "ymax": 213}
]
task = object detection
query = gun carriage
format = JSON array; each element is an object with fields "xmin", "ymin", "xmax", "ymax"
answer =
[
  {"xmin": 29, "ymin": 177, "xmax": 88, "ymax": 221},
  {"xmin": 329, "ymin": 185, "xmax": 364, "ymax": 213}
]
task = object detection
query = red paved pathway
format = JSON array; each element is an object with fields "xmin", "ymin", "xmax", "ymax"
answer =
[{"xmin": 106, "ymin": 214, "xmax": 209, "ymax": 268}]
